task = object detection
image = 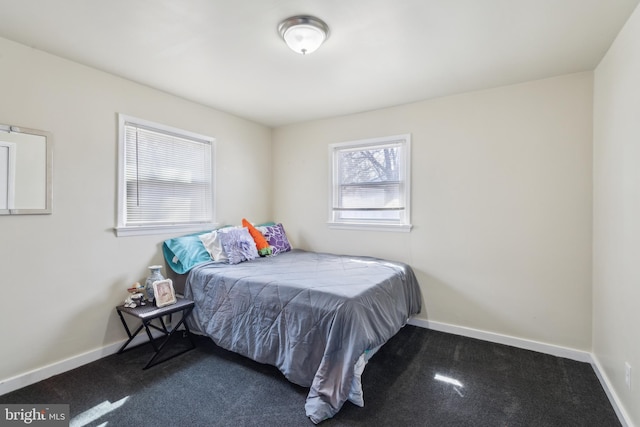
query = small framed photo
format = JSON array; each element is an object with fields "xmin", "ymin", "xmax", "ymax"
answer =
[{"xmin": 153, "ymin": 279, "xmax": 177, "ymax": 307}]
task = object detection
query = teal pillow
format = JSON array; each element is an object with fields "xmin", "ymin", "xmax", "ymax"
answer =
[
  {"xmin": 256, "ymin": 221, "xmax": 276, "ymax": 227},
  {"xmin": 163, "ymin": 231, "xmax": 212, "ymax": 274}
]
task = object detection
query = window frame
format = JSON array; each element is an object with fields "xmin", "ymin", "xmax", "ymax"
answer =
[
  {"xmin": 328, "ymin": 134, "xmax": 412, "ymax": 232},
  {"xmin": 115, "ymin": 114, "xmax": 217, "ymax": 237}
]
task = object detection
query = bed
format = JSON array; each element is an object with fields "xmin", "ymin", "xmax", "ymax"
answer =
[{"xmin": 163, "ymin": 224, "xmax": 422, "ymax": 423}]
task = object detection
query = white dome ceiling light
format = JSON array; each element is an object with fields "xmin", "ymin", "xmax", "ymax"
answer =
[{"xmin": 278, "ymin": 15, "xmax": 329, "ymax": 55}]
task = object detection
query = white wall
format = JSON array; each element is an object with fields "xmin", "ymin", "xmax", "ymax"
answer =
[
  {"xmin": 0, "ymin": 37, "xmax": 272, "ymax": 384},
  {"xmin": 273, "ymin": 72, "xmax": 593, "ymax": 351},
  {"xmin": 593, "ymin": 3, "xmax": 640, "ymax": 425}
]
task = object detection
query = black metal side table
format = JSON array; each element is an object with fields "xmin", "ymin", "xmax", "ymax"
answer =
[{"xmin": 116, "ymin": 297, "xmax": 196, "ymax": 369}]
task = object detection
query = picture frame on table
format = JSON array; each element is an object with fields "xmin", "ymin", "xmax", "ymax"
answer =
[{"xmin": 153, "ymin": 279, "xmax": 177, "ymax": 307}]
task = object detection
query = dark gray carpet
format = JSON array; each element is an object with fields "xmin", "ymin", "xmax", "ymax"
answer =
[{"xmin": 1, "ymin": 326, "xmax": 619, "ymax": 426}]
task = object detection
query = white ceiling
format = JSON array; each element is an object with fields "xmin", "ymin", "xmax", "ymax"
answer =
[{"xmin": 0, "ymin": 0, "xmax": 638, "ymax": 127}]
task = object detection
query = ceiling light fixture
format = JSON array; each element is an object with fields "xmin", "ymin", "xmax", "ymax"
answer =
[{"xmin": 278, "ymin": 15, "xmax": 329, "ymax": 55}]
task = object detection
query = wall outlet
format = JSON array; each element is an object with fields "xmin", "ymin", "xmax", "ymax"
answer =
[{"xmin": 625, "ymin": 362, "xmax": 631, "ymax": 390}]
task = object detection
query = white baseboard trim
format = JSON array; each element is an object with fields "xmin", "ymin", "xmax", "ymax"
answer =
[
  {"xmin": 408, "ymin": 317, "xmax": 592, "ymax": 362},
  {"xmin": 591, "ymin": 354, "xmax": 632, "ymax": 427},
  {"xmin": 0, "ymin": 332, "xmax": 157, "ymax": 396},
  {"xmin": 407, "ymin": 317, "xmax": 632, "ymax": 427}
]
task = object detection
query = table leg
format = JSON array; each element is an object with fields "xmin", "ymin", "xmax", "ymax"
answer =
[
  {"xmin": 143, "ymin": 306, "xmax": 196, "ymax": 369},
  {"xmin": 117, "ymin": 310, "xmax": 146, "ymax": 354}
]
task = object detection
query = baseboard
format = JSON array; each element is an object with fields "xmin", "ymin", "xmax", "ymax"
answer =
[
  {"xmin": 591, "ymin": 354, "xmax": 632, "ymax": 427},
  {"xmin": 407, "ymin": 317, "xmax": 631, "ymax": 427},
  {"xmin": 0, "ymin": 332, "xmax": 158, "ymax": 396},
  {"xmin": 408, "ymin": 317, "xmax": 592, "ymax": 362}
]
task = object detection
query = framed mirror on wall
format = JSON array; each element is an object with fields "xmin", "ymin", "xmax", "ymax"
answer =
[{"xmin": 0, "ymin": 124, "xmax": 52, "ymax": 215}]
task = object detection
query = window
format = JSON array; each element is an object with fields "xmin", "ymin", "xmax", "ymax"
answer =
[
  {"xmin": 116, "ymin": 114, "xmax": 216, "ymax": 236},
  {"xmin": 329, "ymin": 134, "xmax": 411, "ymax": 231}
]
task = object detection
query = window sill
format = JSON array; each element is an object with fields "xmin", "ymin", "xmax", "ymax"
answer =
[
  {"xmin": 327, "ymin": 222, "xmax": 412, "ymax": 233},
  {"xmin": 115, "ymin": 223, "xmax": 218, "ymax": 237}
]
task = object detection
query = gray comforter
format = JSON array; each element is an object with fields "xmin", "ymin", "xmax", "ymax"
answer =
[{"xmin": 184, "ymin": 249, "xmax": 422, "ymax": 423}]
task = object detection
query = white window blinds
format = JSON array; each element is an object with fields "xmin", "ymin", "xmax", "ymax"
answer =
[{"xmin": 117, "ymin": 115, "xmax": 215, "ymax": 236}]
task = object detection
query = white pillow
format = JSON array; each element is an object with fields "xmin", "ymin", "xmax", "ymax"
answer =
[{"xmin": 198, "ymin": 227, "xmax": 239, "ymax": 262}]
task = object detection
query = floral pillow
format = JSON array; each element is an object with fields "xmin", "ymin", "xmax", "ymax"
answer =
[
  {"xmin": 219, "ymin": 227, "xmax": 259, "ymax": 264},
  {"xmin": 257, "ymin": 223, "xmax": 291, "ymax": 255}
]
